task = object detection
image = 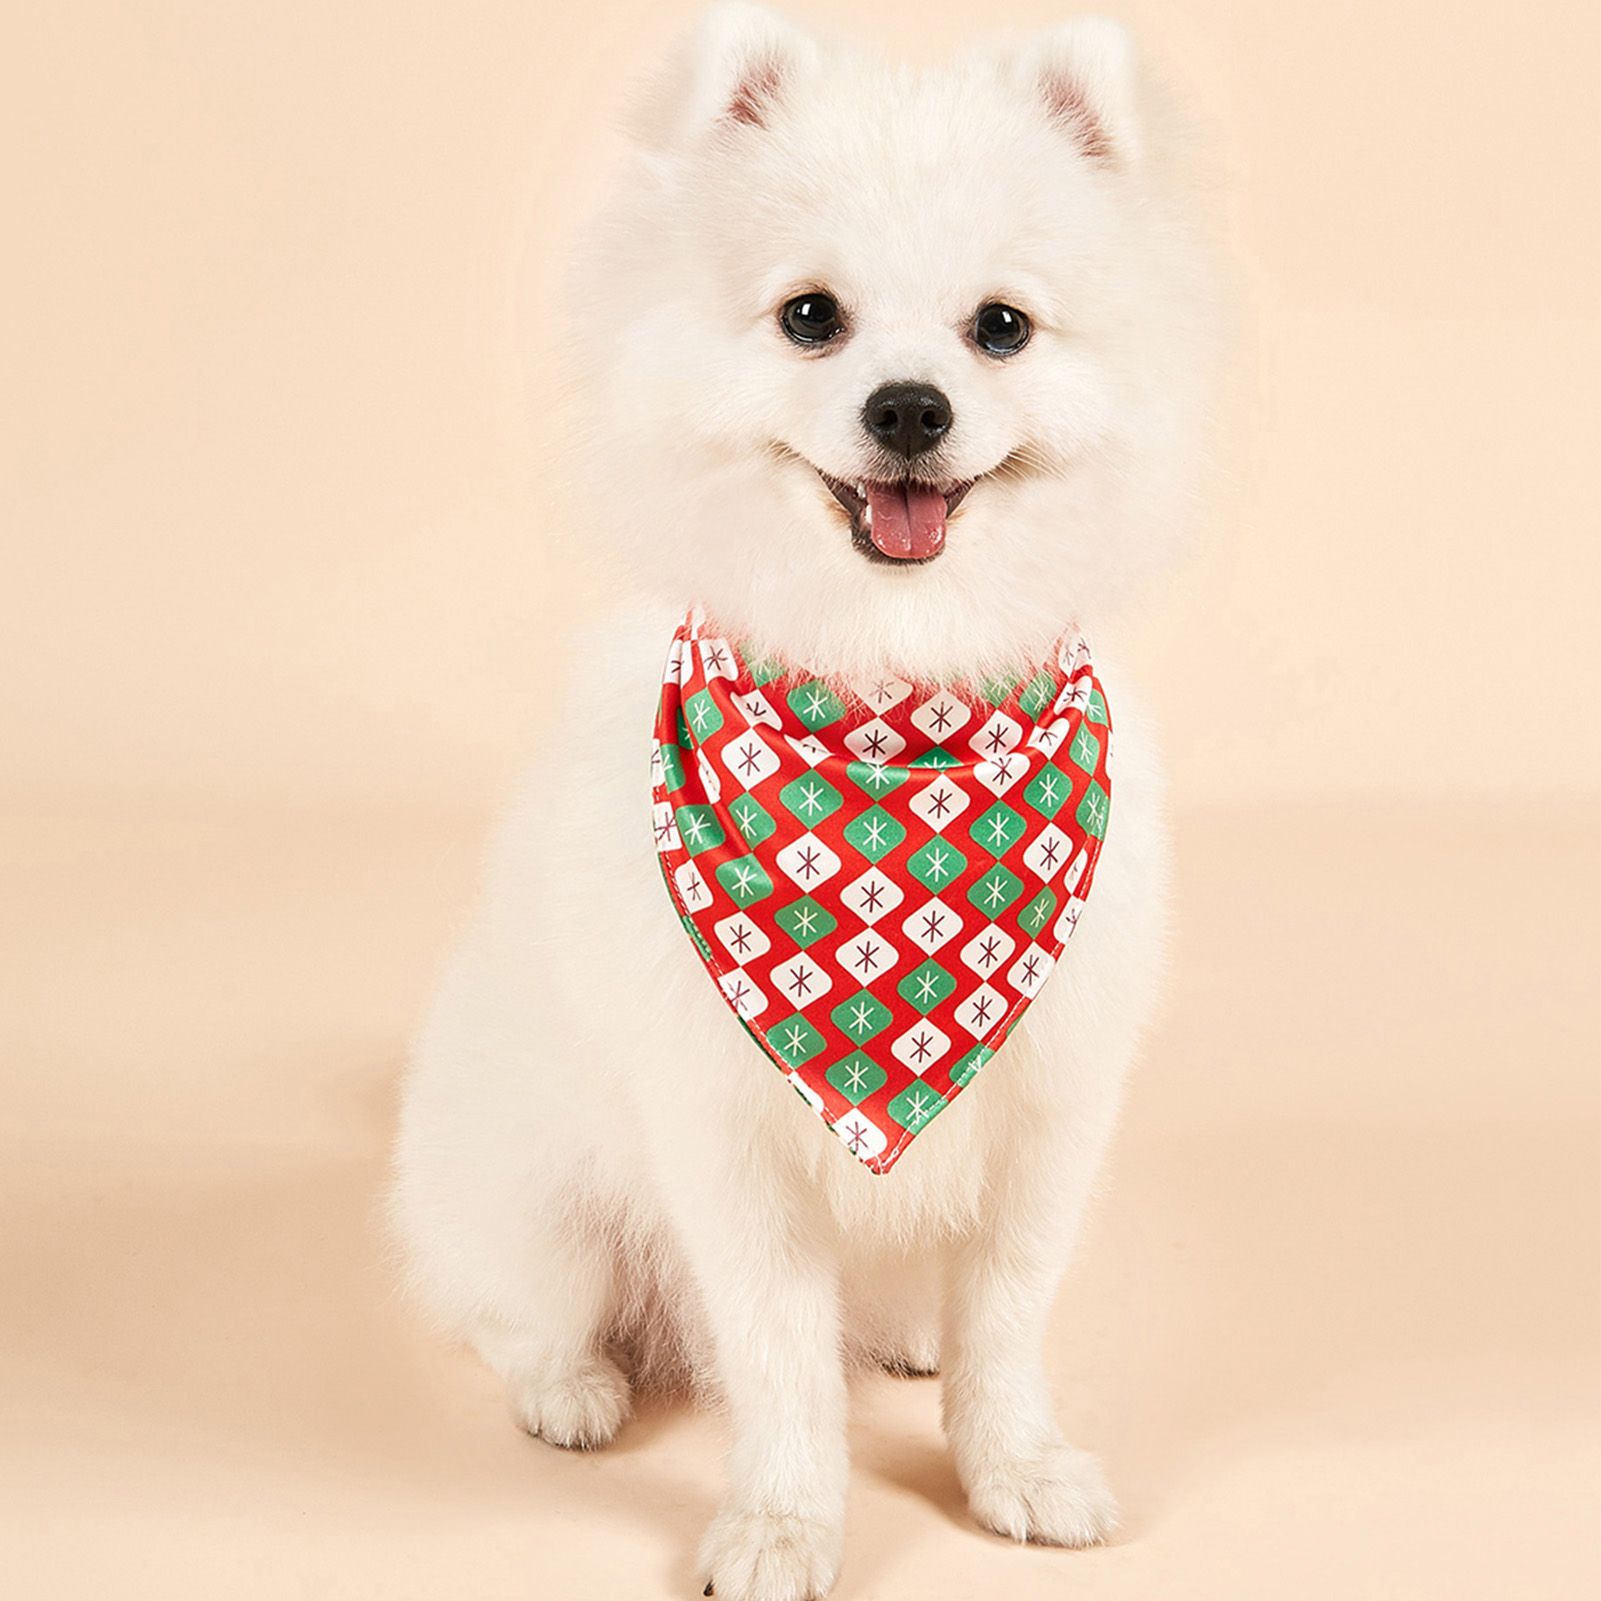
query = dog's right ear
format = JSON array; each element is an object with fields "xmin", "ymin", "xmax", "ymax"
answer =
[{"xmin": 633, "ymin": 3, "xmax": 821, "ymax": 148}]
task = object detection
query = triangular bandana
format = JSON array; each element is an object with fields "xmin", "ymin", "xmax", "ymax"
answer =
[{"xmin": 651, "ymin": 612, "xmax": 1112, "ymax": 1174}]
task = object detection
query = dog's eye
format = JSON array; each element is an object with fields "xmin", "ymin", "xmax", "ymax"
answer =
[
  {"xmin": 781, "ymin": 293, "xmax": 844, "ymax": 346},
  {"xmin": 972, "ymin": 303, "xmax": 1031, "ymax": 357}
]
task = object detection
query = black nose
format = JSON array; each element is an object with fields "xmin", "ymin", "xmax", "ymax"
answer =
[{"xmin": 862, "ymin": 382, "xmax": 952, "ymax": 460}]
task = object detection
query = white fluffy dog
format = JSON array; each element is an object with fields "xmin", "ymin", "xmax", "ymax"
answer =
[{"xmin": 391, "ymin": 6, "xmax": 1212, "ymax": 1597}]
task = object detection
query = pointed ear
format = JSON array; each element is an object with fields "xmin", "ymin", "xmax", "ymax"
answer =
[
  {"xmin": 636, "ymin": 3, "xmax": 821, "ymax": 147},
  {"xmin": 1016, "ymin": 17, "xmax": 1141, "ymax": 168}
]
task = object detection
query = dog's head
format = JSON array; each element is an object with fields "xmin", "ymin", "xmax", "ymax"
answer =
[{"xmin": 570, "ymin": 3, "xmax": 1213, "ymax": 678}]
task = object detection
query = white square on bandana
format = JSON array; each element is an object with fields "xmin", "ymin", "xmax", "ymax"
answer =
[
  {"xmin": 674, "ymin": 860, "xmax": 711, "ymax": 912},
  {"xmin": 714, "ymin": 910, "xmax": 770, "ymax": 963},
  {"xmin": 1007, "ymin": 944, "xmax": 1055, "ymax": 998},
  {"xmin": 718, "ymin": 968, "xmax": 767, "ymax": 1020},
  {"xmin": 652, "ymin": 801, "xmax": 681, "ymax": 854},
  {"xmin": 768, "ymin": 951, "xmax": 832, "ymax": 1009},
  {"xmin": 695, "ymin": 748, "xmax": 722, "ymax": 804},
  {"xmin": 839, "ymin": 867, "xmax": 904, "ymax": 925},
  {"xmin": 1023, "ymin": 823, "xmax": 1073, "ymax": 882},
  {"xmin": 1054, "ymin": 675, "xmax": 1094, "ymax": 717},
  {"xmin": 960, "ymin": 922, "xmax": 1016, "ymax": 978},
  {"xmin": 1027, "ymin": 719, "xmax": 1069, "ymax": 759},
  {"xmin": 900, "ymin": 897, "xmax": 962, "ymax": 955},
  {"xmin": 851, "ymin": 674, "xmax": 914, "ymax": 715},
  {"xmin": 698, "ymin": 636, "xmax": 737, "ymax": 681},
  {"xmin": 1062, "ymin": 844, "xmax": 1091, "ymax": 893},
  {"xmin": 732, "ymin": 687, "xmax": 782, "ymax": 729},
  {"xmin": 907, "ymin": 774, "xmax": 969, "ymax": 832},
  {"xmin": 663, "ymin": 637, "xmax": 690, "ymax": 685},
  {"xmin": 953, "ymin": 983, "xmax": 1007, "ymax": 1037},
  {"xmin": 969, "ymin": 711, "xmax": 1023, "ymax": 760},
  {"xmin": 843, "ymin": 718, "xmax": 906, "ymax": 763},
  {"xmin": 892, "ymin": 1018, "xmax": 951, "ymax": 1075},
  {"xmin": 973, "ymin": 751, "xmax": 1029, "ymax": 796},
  {"xmin": 721, "ymin": 729, "xmax": 781, "ymax": 789},
  {"xmin": 786, "ymin": 732, "xmax": 830, "ymax": 767},
  {"xmin": 1054, "ymin": 896, "xmax": 1086, "ymax": 943},
  {"xmin": 775, "ymin": 831, "xmax": 842, "ymax": 890},
  {"xmin": 835, "ymin": 927, "xmax": 898, "ymax": 984},
  {"xmin": 910, "ymin": 689, "xmax": 971, "ymax": 742},
  {"xmin": 1057, "ymin": 633, "xmax": 1092, "ymax": 674},
  {"xmin": 833, "ymin": 1109, "xmax": 888, "ymax": 1160}
]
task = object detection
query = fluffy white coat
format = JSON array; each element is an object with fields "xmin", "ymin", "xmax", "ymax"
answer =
[{"xmin": 391, "ymin": 8, "xmax": 1213, "ymax": 1598}]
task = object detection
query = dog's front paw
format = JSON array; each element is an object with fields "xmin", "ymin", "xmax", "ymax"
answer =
[
  {"xmin": 964, "ymin": 1443, "xmax": 1119, "ymax": 1547},
  {"xmin": 699, "ymin": 1508, "xmax": 842, "ymax": 1601},
  {"xmin": 507, "ymin": 1354, "xmax": 630, "ymax": 1450}
]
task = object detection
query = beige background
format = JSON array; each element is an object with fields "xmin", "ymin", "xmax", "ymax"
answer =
[{"xmin": 1, "ymin": 2, "xmax": 1596, "ymax": 1597}]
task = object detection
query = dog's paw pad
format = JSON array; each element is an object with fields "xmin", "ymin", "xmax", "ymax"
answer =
[
  {"xmin": 507, "ymin": 1355, "xmax": 630, "ymax": 1450},
  {"xmin": 965, "ymin": 1444, "xmax": 1119, "ymax": 1547},
  {"xmin": 698, "ymin": 1508, "xmax": 841, "ymax": 1601}
]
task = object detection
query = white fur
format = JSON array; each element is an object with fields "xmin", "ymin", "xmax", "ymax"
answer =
[{"xmin": 390, "ymin": 8, "xmax": 1212, "ymax": 1597}]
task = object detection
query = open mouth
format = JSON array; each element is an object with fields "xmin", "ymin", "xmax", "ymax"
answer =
[{"xmin": 818, "ymin": 473, "xmax": 974, "ymax": 564}]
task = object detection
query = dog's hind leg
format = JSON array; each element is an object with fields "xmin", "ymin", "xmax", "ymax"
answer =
[{"xmin": 391, "ymin": 954, "xmax": 631, "ymax": 1450}]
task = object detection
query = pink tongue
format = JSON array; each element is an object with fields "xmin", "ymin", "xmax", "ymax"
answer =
[{"xmin": 866, "ymin": 482, "xmax": 947, "ymax": 560}]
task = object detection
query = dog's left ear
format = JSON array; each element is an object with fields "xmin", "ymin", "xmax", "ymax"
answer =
[
  {"xmin": 694, "ymin": 2, "xmax": 821, "ymax": 131},
  {"xmin": 1014, "ymin": 17, "xmax": 1141, "ymax": 169},
  {"xmin": 635, "ymin": 3, "xmax": 822, "ymax": 148}
]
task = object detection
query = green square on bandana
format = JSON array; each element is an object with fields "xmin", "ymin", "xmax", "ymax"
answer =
[
  {"xmin": 774, "ymin": 896, "xmax": 837, "ymax": 948},
  {"xmin": 658, "ymin": 742, "xmax": 687, "ymax": 795},
  {"xmin": 846, "ymin": 759, "xmax": 909, "ymax": 798},
  {"xmin": 842, "ymin": 805, "xmax": 906, "ymax": 862},
  {"xmin": 968, "ymin": 862, "xmax": 1024, "ymax": 916},
  {"xmin": 1069, "ymin": 724, "xmax": 1101, "ymax": 775},
  {"xmin": 786, "ymin": 680, "xmax": 846, "ymax": 731},
  {"xmin": 683, "ymin": 689, "xmax": 723, "ymax": 742},
  {"xmin": 907, "ymin": 837, "xmax": 967, "ymax": 893},
  {"xmin": 1018, "ymin": 668, "xmax": 1058, "ymax": 718},
  {"xmin": 1022, "ymin": 762, "xmax": 1071, "ymax": 818},
  {"xmin": 727, "ymin": 792, "xmax": 776, "ymax": 848},
  {"xmin": 769, "ymin": 1013, "xmax": 826, "ymax": 1066},
  {"xmin": 909, "ymin": 746, "xmax": 959, "ymax": 770},
  {"xmin": 1018, "ymin": 887, "xmax": 1057, "ymax": 938},
  {"xmin": 969, "ymin": 802, "xmax": 1026, "ymax": 858},
  {"xmin": 897, "ymin": 959, "xmax": 957, "ymax": 1014},
  {"xmin": 738, "ymin": 644, "xmax": 786, "ymax": 687},
  {"xmin": 949, "ymin": 1043, "xmax": 995, "ymax": 1089},
  {"xmin": 715, "ymin": 854, "xmax": 774, "ymax": 906},
  {"xmin": 830, "ymin": 989, "xmax": 892, "ymax": 1044},
  {"xmin": 887, "ymin": 1080, "xmax": 947, "ymax": 1133},
  {"xmin": 778, "ymin": 773, "xmax": 842, "ymax": 826},
  {"xmin": 825, "ymin": 1051, "xmax": 887, "ymax": 1104},
  {"xmin": 981, "ymin": 668, "xmax": 1022, "ymax": 708},
  {"xmin": 1075, "ymin": 781, "xmax": 1110, "ymax": 840},
  {"xmin": 673, "ymin": 805, "xmax": 725, "ymax": 856},
  {"xmin": 1084, "ymin": 687, "xmax": 1109, "ymax": 726}
]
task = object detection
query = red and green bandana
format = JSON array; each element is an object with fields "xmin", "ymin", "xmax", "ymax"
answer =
[{"xmin": 651, "ymin": 612, "xmax": 1112, "ymax": 1174}]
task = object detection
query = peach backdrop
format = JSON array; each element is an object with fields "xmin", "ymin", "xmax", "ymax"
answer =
[
  {"xmin": 1, "ymin": 5, "xmax": 1596, "ymax": 1600},
  {"xmin": 2, "ymin": 0, "xmax": 1596, "ymax": 811}
]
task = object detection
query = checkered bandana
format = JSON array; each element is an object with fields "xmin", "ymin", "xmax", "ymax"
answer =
[{"xmin": 652, "ymin": 612, "xmax": 1112, "ymax": 1174}]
